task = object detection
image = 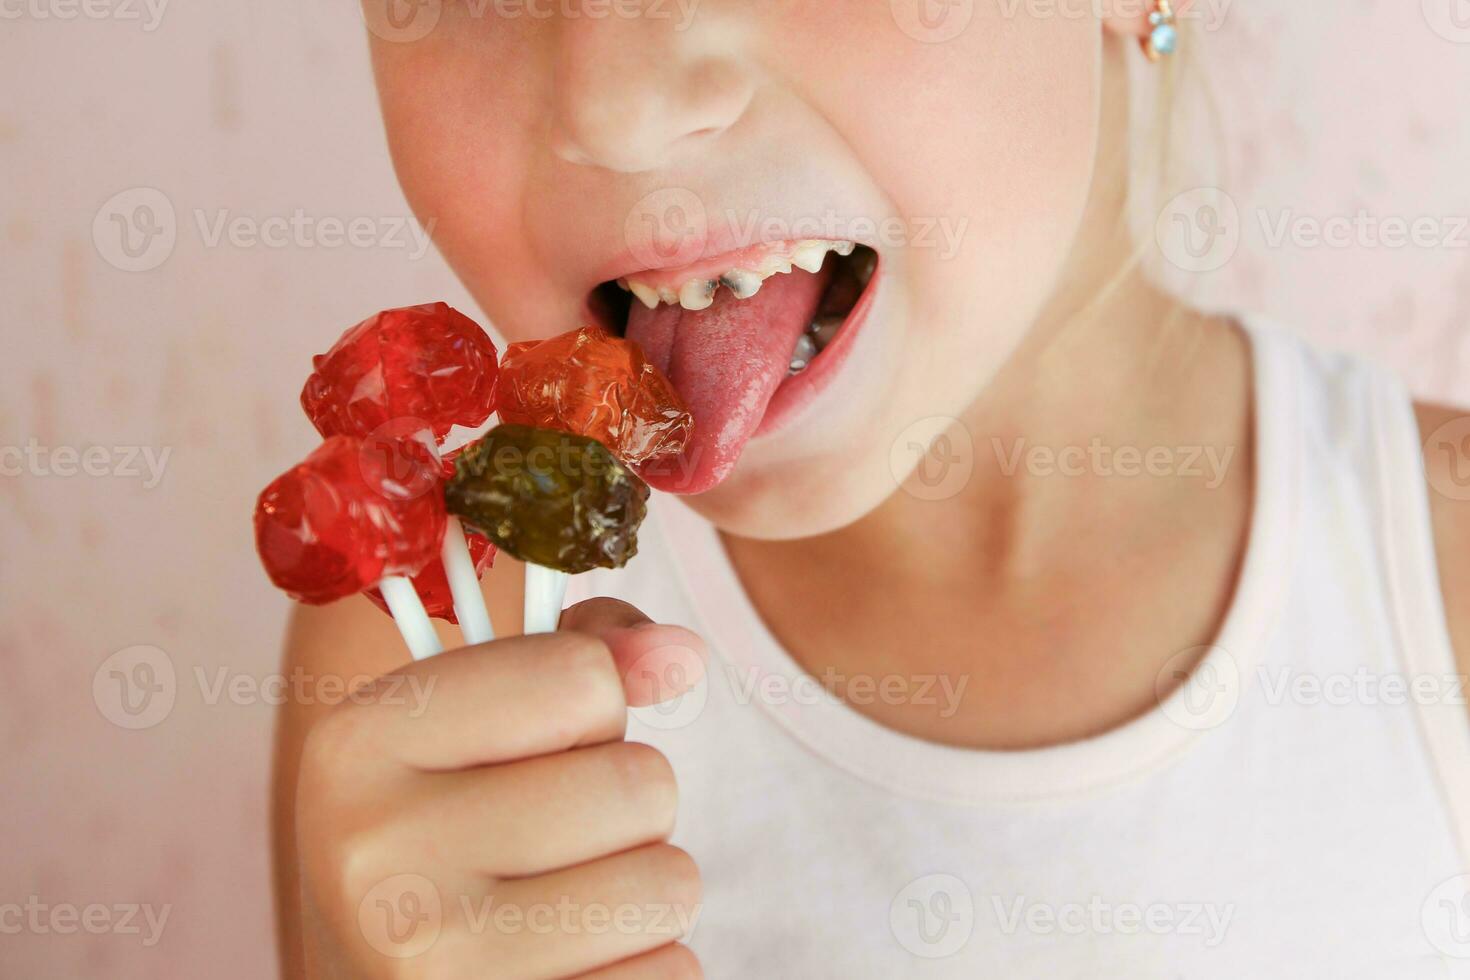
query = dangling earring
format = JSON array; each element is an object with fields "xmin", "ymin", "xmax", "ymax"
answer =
[{"xmin": 1141, "ymin": 0, "xmax": 1178, "ymax": 61}]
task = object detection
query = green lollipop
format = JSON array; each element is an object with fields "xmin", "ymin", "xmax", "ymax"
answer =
[{"xmin": 445, "ymin": 424, "xmax": 651, "ymax": 629}]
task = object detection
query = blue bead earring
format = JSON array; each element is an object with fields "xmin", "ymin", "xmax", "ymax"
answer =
[{"xmin": 1142, "ymin": 0, "xmax": 1178, "ymax": 61}]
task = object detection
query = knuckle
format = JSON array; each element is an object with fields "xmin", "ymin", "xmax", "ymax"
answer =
[
  {"xmin": 650, "ymin": 843, "xmax": 703, "ymax": 912},
  {"xmin": 546, "ymin": 635, "xmax": 624, "ymax": 726},
  {"xmin": 606, "ymin": 742, "xmax": 677, "ymax": 825},
  {"xmin": 328, "ymin": 823, "xmax": 400, "ymax": 909},
  {"xmin": 299, "ymin": 698, "xmax": 378, "ymax": 789},
  {"xmin": 663, "ymin": 943, "xmax": 703, "ymax": 980}
]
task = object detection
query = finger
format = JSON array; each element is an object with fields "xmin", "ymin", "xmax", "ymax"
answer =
[
  {"xmin": 488, "ymin": 843, "xmax": 702, "ymax": 980},
  {"xmin": 560, "ymin": 599, "xmax": 707, "ymax": 708},
  {"xmin": 411, "ymin": 741, "xmax": 677, "ymax": 877},
  {"xmin": 326, "ymin": 632, "xmax": 628, "ymax": 771},
  {"xmin": 571, "ymin": 943, "xmax": 701, "ymax": 979}
]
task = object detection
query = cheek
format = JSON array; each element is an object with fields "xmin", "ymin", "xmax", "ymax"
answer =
[
  {"xmin": 369, "ymin": 32, "xmax": 558, "ymax": 331},
  {"xmin": 773, "ymin": 5, "xmax": 1101, "ymax": 331}
]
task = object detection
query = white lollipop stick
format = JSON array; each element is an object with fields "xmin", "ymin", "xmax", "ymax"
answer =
[
  {"xmin": 441, "ymin": 515, "xmax": 494, "ymax": 644},
  {"xmin": 419, "ymin": 435, "xmax": 495, "ymax": 644},
  {"xmin": 377, "ymin": 575, "xmax": 443, "ymax": 660},
  {"xmin": 523, "ymin": 563, "xmax": 569, "ymax": 635}
]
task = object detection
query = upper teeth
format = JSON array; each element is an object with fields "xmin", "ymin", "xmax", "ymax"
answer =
[{"xmin": 621, "ymin": 240, "xmax": 857, "ymax": 311}]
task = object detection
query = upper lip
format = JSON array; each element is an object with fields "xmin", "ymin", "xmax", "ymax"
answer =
[{"xmin": 588, "ymin": 223, "xmax": 880, "ymax": 291}]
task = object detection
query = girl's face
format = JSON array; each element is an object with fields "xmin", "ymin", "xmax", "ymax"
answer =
[{"xmin": 368, "ymin": 1, "xmax": 1121, "ymax": 539}]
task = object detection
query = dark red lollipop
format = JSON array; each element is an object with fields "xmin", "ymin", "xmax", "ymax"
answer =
[
  {"xmin": 254, "ymin": 434, "xmax": 447, "ymax": 605},
  {"xmin": 366, "ymin": 530, "xmax": 496, "ymax": 623},
  {"xmin": 301, "ymin": 303, "xmax": 500, "ymax": 443}
]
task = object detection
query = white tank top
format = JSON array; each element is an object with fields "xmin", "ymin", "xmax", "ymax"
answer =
[{"xmin": 566, "ymin": 321, "xmax": 1470, "ymax": 978}]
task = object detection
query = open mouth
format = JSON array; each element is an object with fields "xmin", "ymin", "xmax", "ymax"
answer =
[{"xmin": 585, "ymin": 240, "xmax": 879, "ymax": 494}]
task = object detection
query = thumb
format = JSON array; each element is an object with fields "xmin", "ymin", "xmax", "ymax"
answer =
[{"xmin": 558, "ymin": 598, "xmax": 707, "ymax": 708}]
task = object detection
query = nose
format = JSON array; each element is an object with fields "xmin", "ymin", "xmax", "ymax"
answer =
[{"xmin": 549, "ymin": 9, "xmax": 754, "ymax": 173}]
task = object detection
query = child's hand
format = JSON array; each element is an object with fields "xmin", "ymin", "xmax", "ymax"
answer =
[{"xmin": 294, "ymin": 598, "xmax": 707, "ymax": 979}]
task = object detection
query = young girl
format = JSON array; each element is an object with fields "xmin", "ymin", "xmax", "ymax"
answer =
[{"xmin": 272, "ymin": 3, "xmax": 1470, "ymax": 976}]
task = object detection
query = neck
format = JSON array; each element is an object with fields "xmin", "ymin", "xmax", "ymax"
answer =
[{"xmin": 718, "ymin": 41, "xmax": 1254, "ymax": 748}]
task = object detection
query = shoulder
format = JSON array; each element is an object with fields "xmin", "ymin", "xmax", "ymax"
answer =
[{"xmin": 1415, "ymin": 402, "xmax": 1470, "ymax": 681}]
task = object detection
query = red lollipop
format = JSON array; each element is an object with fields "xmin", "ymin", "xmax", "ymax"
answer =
[
  {"xmin": 299, "ymin": 302, "xmax": 501, "ymax": 641},
  {"xmin": 301, "ymin": 303, "xmax": 500, "ymax": 443},
  {"xmin": 254, "ymin": 434, "xmax": 446, "ymax": 605}
]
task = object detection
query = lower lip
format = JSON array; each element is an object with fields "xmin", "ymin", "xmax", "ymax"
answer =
[{"xmin": 753, "ymin": 262, "xmax": 880, "ymax": 438}]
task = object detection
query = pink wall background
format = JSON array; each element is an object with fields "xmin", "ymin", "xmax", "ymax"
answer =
[{"xmin": 2, "ymin": 1, "xmax": 1468, "ymax": 976}]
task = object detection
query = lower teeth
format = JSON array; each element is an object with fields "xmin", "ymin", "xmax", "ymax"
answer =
[{"xmin": 788, "ymin": 334, "xmax": 818, "ymax": 375}]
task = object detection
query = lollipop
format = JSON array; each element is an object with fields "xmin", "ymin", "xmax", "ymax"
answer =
[
  {"xmin": 462, "ymin": 325, "xmax": 689, "ymax": 633},
  {"xmin": 446, "ymin": 424, "xmax": 652, "ymax": 632},
  {"xmin": 497, "ymin": 326, "xmax": 692, "ymax": 469},
  {"xmin": 254, "ymin": 434, "xmax": 447, "ymax": 657},
  {"xmin": 300, "ymin": 303, "xmax": 500, "ymax": 645}
]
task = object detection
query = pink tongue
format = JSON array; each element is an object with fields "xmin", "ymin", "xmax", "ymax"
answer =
[{"xmin": 627, "ymin": 267, "xmax": 830, "ymax": 494}]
